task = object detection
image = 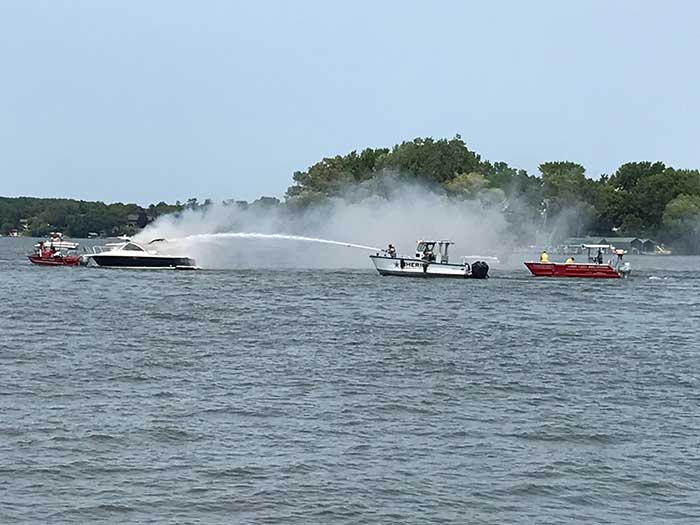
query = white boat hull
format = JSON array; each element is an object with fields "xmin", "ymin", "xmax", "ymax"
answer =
[{"xmin": 370, "ymin": 255, "xmax": 469, "ymax": 278}]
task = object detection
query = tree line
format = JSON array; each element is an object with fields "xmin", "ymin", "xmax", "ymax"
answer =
[
  {"xmin": 2, "ymin": 135, "xmax": 700, "ymax": 252},
  {"xmin": 0, "ymin": 196, "xmax": 281, "ymax": 238},
  {"xmin": 285, "ymin": 136, "xmax": 700, "ymax": 253}
]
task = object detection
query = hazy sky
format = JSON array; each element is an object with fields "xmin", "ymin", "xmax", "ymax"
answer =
[{"xmin": 1, "ymin": 1, "xmax": 698, "ymax": 205}]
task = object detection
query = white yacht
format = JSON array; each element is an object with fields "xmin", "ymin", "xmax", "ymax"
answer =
[
  {"xmin": 370, "ymin": 240, "xmax": 489, "ymax": 278},
  {"xmin": 34, "ymin": 232, "xmax": 79, "ymax": 252},
  {"xmin": 82, "ymin": 239, "xmax": 198, "ymax": 269}
]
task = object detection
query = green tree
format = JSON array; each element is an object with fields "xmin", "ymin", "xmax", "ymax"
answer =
[
  {"xmin": 609, "ymin": 161, "xmax": 665, "ymax": 192},
  {"xmin": 539, "ymin": 161, "xmax": 598, "ymax": 238},
  {"xmin": 540, "ymin": 162, "xmax": 587, "ymax": 204},
  {"xmin": 634, "ymin": 168, "xmax": 700, "ymax": 229},
  {"xmin": 376, "ymin": 135, "xmax": 482, "ymax": 184},
  {"xmin": 662, "ymin": 194, "xmax": 700, "ymax": 253},
  {"xmin": 285, "ymin": 135, "xmax": 482, "ymax": 200},
  {"xmin": 444, "ymin": 171, "xmax": 487, "ymax": 198}
]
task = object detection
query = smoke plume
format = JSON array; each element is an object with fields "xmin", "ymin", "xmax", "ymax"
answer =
[{"xmin": 134, "ymin": 182, "xmax": 514, "ymax": 269}]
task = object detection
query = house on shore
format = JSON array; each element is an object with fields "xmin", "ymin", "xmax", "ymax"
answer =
[
  {"xmin": 554, "ymin": 237, "xmax": 604, "ymax": 254},
  {"xmin": 639, "ymin": 239, "xmax": 662, "ymax": 254},
  {"xmin": 598, "ymin": 237, "xmax": 640, "ymax": 253},
  {"xmin": 600, "ymin": 237, "xmax": 661, "ymax": 254},
  {"xmin": 556, "ymin": 236, "xmax": 663, "ymax": 255}
]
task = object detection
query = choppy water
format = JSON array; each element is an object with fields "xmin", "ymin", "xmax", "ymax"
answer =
[{"xmin": 2, "ymin": 237, "xmax": 700, "ymax": 523}]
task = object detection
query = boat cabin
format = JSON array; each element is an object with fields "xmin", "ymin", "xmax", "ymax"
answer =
[
  {"xmin": 122, "ymin": 242, "xmax": 146, "ymax": 252},
  {"xmin": 415, "ymin": 240, "xmax": 453, "ymax": 264},
  {"xmin": 91, "ymin": 241, "xmax": 150, "ymax": 254},
  {"xmin": 582, "ymin": 244, "xmax": 612, "ymax": 263},
  {"xmin": 581, "ymin": 243, "xmax": 628, "ymax": 267}
]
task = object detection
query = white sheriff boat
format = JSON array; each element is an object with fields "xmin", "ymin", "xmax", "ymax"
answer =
[{"xmin": 369, "ymin": 240, "xmax": 489, "ymax": 279}]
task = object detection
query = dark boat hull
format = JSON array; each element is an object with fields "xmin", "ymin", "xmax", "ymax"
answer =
[{"xmin": 91, "ymin": 255, "xmax": 196, "ymax": 269}]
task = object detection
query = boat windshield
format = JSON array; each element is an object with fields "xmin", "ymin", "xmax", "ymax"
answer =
[{"xmin": 122, "ymin": 243, "xmax": 145, "ymax": 252}]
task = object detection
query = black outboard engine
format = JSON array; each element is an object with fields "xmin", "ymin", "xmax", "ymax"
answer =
[{"xmin": 470, "ymin": 260, "xmax": 489, "ymax": 279}]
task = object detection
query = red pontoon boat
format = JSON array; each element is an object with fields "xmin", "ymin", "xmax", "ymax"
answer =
[
  {"xmin": 27, "ymin": 233, "xmax": 82, "ymax": 267},
  {"xmin": 525, "ymin": 244, "xmax": 631, "ymax": 279}
]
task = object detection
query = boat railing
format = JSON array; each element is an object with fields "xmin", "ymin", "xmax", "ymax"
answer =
[{"xmin": 34, "ymin": 241, "xmax": 80, "ymax": 250}]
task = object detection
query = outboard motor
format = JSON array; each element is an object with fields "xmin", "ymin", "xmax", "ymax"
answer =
[
  {"xmin": 470, "ymin": 260, "xmax": 489, "ymax": 279},
  {"xmin": 618, "ymin": 261, "xmax": 631, "ymax": 278}
]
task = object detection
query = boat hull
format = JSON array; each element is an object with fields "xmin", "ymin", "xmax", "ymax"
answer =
[
  {"xmin": 524, "ymin": 261, "xmax": 622, "ymax": 278},
  {"xmin": 371, "ymin": 255, "xmax": 475, "ymax": 278},
  {"xmin": 90, "ymin": 255, "xmax": 196, "ymax": 269},
  {"xmin": 28, "ymin": 255, "xmax": 81, "ymax": 267}
]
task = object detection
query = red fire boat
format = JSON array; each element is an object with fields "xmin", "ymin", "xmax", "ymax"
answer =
[
  {"xmin": 524, "ymin": 261, "xmax": 624, "ymax": 278},
  {"xmin": 525, "ymin": 244, "xmax": 631, "ymax": 279},
  {"xmin": 28, "ymin": 253, "xmax": 82, "ymax": 266},
  {"xmin": 27, "ymin": 232, "xmax": 82, "ymax": 267}
]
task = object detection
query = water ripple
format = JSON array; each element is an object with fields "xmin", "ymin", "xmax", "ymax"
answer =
[{"xmin": 2, "ymin": 239, "xmax": 699, "ymax": 523}]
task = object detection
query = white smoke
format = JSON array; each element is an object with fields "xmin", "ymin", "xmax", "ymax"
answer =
[{"xmin": 134, "ymin": 183, "xmax": 513, "ymax": 269}]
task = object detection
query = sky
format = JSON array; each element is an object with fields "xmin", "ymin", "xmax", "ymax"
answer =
[{"xmin": 1, "ymin": 0, "xmax": 699, "ymax": 205}]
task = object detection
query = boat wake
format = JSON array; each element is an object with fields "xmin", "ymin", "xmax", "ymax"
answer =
[{"xmin": 172, "ymin": 232, "xmax": 381, "ymax": 252}]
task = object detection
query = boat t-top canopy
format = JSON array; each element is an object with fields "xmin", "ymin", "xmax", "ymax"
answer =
[
  {"xmin": 415, "ymin": 240, "xmax": 454, "ymax": 264},
  {"xmin": 581, "ymin": 244, "xmax": 611, "ymax": 249},
  {"xmin": 417, "ymin": 239, "xmax": 453, "ymax": 245}
]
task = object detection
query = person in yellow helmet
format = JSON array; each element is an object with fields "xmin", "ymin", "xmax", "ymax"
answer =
[
  {"xmin": 540, "ymin": 250, "xmax": 549, "ymax": 263},
  {"xmin": 565, "ymin": 256, "xmax": 575, "ymax": 264}
]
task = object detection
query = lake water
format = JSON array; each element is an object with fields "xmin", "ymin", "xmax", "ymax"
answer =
[{"xmin": 2, "ymin": 237, "xmax": 700, "ymax": 523}]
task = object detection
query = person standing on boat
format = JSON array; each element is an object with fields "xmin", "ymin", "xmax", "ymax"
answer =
[
  {"xmin": 595, "ymin": 248, "xmax": 603, "ymax": 264},
  {"xmin": 565, "ymin": 256, "xmax": 575, "ymax": 264},
  {"xmin": 613, "ymin": 250, "xmax": 625, "ymax": 269},
  {"xmin": 387, "ymin": 244, "xmax": 396, "ymax": 258},
  {"xmin": 540, "ymin": 250, "xmax": 549, "ymax": 263}
]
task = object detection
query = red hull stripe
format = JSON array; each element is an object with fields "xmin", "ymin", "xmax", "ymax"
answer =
[
  {"xmin": 524, "ymin": 262, "xmax": 621, "ymax": 278},
  {"xmin": 28, "ymin": 255, "xmax": 81, "ymax": 267}
]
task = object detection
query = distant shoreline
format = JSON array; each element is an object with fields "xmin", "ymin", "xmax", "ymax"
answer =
[{"xmin": 3, "ymin": 136, "xmax": 700, "ymax": 253}]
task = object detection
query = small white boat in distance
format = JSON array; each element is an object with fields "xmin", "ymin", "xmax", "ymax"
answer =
[
  {"xmin": 82, "ymin": 239, "xmax": 199, "ymax": 269},
  {"xmin": 370, "ymin": 240, "xmax": 489, "ymax": 278},
  {"xmin": 34, "ymin": 232, "xmax": 80, "ymax": 252}
]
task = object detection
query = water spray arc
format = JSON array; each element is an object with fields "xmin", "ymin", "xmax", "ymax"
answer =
[{"xmin": 174, "ymin": 232, "xmax": 381, "ymax": 252}]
